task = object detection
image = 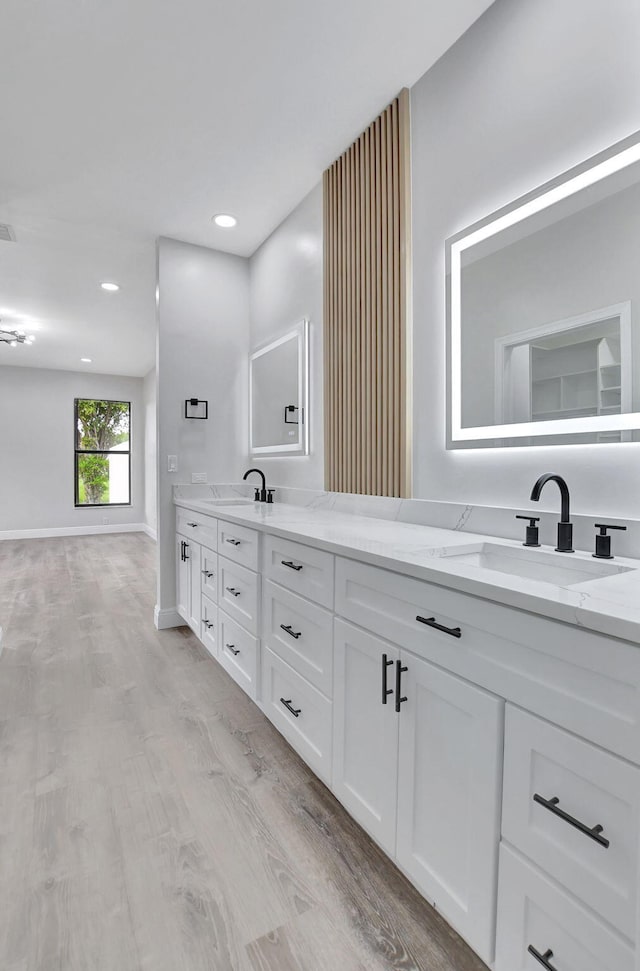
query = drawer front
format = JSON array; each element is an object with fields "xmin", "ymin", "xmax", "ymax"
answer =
[
  {"xmin": 495, "ymin": 844, "xmax": 634, "ymax": 971},
  {"xmin": 218, "ymin": 611, "xmax": 258, "ymax": 700},
  {"xmin": 262, "ymin": 647, "xmax": 332, "ymax": 783},
  {"xmin": 176, "ymin": 507, "xmax": 218, "ymax": 549},
  {"xmin": 262, "ymin": 580, "xmax": 333, "ymax": 697},
  {"xmin": 335, "ymin": 556, "xmax": 640, "ymax": 763},
  {"xmin": 200, "ymin": 595, "xmax": 218, "ymax": 658},
  {"xmin": 217, "ymin": 556, "xmax": 259, "ymax": 635},
  {"xmin": 263, "ymin": 534, "xmax": 334, "ymax": 608},
  {"xmin": 502, "ymin": 705, "xmax": 640, "ymax": 938},
  {"xmin": 217, "ymin": 520, "xmax": 259, "ymax": 571},
  {"xmin": 200, "ymin": 546, "xmax": 218, "ymax": 602}
]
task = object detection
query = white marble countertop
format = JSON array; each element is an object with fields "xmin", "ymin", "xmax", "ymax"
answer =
[{"xmin": 175, "ymin": 496, "xmax": 640, "ymax": 643}]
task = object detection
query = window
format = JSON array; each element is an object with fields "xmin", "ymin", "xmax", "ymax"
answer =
[{"xmin": 74, "ymin": 399, "xmax": 131, "ymax": 506}]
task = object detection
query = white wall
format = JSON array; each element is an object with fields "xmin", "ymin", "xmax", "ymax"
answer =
[
  {"xmin": 0, "ymin": 366, "xmax": 145, "ymax": 531},
  {"xmin": 249, "ymin": 184, "xmax": 324, "ymax": 489},
  {"xmin": 411, "ymin": 0, "xmax": 640, "ymax": 518},
  {"xmin": 143, "ymin": 367, "xmax": 157, "ymax": 534},
  {"xmin": 156, "ymin": 237, "xmax": 250, "ymax": 613}
]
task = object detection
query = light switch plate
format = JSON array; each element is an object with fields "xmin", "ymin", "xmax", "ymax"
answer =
[
  {"xmin": 191, "ymin": 472, "xmax": 207, "ymax": 483},
  {"xmin": 168, "ymin": 455, "xmax": 178, "ymax": 473}
]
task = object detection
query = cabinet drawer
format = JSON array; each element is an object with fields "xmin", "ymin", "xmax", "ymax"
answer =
[
  {"xmin": 218, "ymin": 611, "xmax": 258, "ymax": 700},
  {"xmin": 200, "ymin": 595, "xmax": 218, "ymax": 658},
  {"xmin": 217, "ymin": 520, "xmax": 259, "ymax": 571},
  {"xmin": 263, "ymin": 534, "xmax": 334, "ymax": 608},
  {"xmin": 217, "ymin": 557, "xmax": 259, "ymax": 635},
  {"xmin": 176, "ymin": 508, "xmax": 217, "ymax": 549},
  {"xmin": 335, "ymin": 556, "xmax": 640, "ymax": 763},
  {"xmin": 262, "ymin": 580, "xmax": 333, "ymax": 697},
  {"xmin": 262, "ymin": 647, "xmax": 332, "ymax": 783},
  {"xmin": 200, "ymin": 546, "xmax": 218, "ymax": 602},
  {"xmin": 495, "ymin": 844, "xmax": 633, "ymax": 971},
  {"xmin": 502, "ymin": 705, "xmax": 640, "ymax": 939}
]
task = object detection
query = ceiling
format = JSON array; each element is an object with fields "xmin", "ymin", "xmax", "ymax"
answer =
[{"xmin": 0, "ymin": 0, "xmax": 494, "ymax": 377}]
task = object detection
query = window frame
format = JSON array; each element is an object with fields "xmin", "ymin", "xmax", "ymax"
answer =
[{"xmin": 74, "ymin": 397, "xmax": 132, "ymax": 508}]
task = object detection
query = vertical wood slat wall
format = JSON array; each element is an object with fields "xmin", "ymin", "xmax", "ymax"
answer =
[{"xmin": 323, "ymin": 89, "xmax": 412, "ymax": 497}]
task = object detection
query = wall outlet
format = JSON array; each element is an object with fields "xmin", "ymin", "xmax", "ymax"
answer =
[
  {"xmin": 168, "ymin": 455, "xmax": 178, "ymax": 473},
  {"xmin": 191, "ymin": 472, "xmax": 207, "ymax": 484}
]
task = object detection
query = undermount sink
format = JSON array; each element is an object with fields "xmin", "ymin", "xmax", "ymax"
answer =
[
  {"xmin": 437, "ymin": 542, "xmax": 634, "ymax": 587},
  {"xmin": 201, "ymin": 497, "xmax": 253, "ymax": 506}
]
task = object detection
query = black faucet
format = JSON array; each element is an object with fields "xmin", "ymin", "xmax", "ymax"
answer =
[
  {"xmin": 243, "ymin": 468, "xmax": 267, "ymax": 503},
  {"xmin": 530, "ymin": 473, "xmax": 573, "ymax": 552}
]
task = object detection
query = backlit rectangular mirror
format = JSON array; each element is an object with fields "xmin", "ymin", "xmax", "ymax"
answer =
[
  {"xmin": 447, "ymin": 130, "xmax": 640, "ymax": 448},
  {"xmin": 249, "ymin": 319, "xmax": 309, "ymax": 455}
]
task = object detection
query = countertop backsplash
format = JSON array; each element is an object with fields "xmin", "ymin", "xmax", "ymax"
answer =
[{"xmin": 172, "ymin": 482, "xmax": 640, "ymax": 561}]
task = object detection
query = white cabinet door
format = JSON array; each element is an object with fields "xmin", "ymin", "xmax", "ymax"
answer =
[
  {"xmin": 332, "ymin": 620, "xmax": 399, "ymax": 855},
  {"xmin": 176, "ymin": 535, "xmax": 191, "ymax": 624},
  {"xmin": 396, "ymin": 652, "xmax": 503, "ymax": 966},
  {"xmin": 187, "ymin": 542, "xmax": 201, "ymax": 633}
]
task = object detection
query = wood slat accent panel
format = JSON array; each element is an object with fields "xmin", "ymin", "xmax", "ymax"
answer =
[{"xmin": 323, "ymin": 89, "xmax": 412, "ymax": 497}]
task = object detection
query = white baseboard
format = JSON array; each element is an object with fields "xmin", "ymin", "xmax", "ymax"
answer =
[
  {"xmin": 142, "ymin": 524, "xmax": 157, "ymax": 541},
  {"xmin": 0, "ymin": 523, "xmax": 148, "ymax": 541},
  {"xmin": 154, "ymin": 605, "xmax": 184, "ymax": 630}
]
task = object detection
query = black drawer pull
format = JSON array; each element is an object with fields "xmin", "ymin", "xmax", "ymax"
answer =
[
  {"xmin": 180, "ymin": 540, "xmax": 185, "ymax": 561},
  {"xmin": 281, "ymin": 559, "xmax": 303, "ymax": 571},
  {"xmin": 533, "ymin": 793, "xmax": 609, "ymax": 848},
  {"xmin": 416, "ymin": 615, "xmax": 461, "ymax": 638},
  {"xmin": 381, "ymin": 653, "xmax": 393, "ymax": 704},
  {"xmin": 528, "ymin": 946, "xmax": 557, "ymax": 971},
  {"xmin": 203, "ymin": 620, "xmax": 214, "ymax": 630},
  {"xmin": 280, "ymin": 624, "xmax": 301, "ymax": 640},
  {"xmin": 395, "ymin": 660, "xmax": 408, "ymax": 713},
  {"xmin": 225, "ymin": 586, "xmax": 241, "ymax": 597},
  {"xmin": 187, "ymin": 522, "xmax": 198, "ymax": 528},
  {"xmin": 201, "ymin": 569, "xmax": 214, "ymax": 578},
  {"xmin": 182, "ymin": 542, "xmax": 189, "ymax": 561},
  {"xmin": 226, "ymin": 538, "xmax": 241, "ymax": 546},
  {"xmin": 225, "ymin": 643, "xmax": 240, "ymax": 656},
  {"xmin": 280, "ymin": 697, "xmax": 301, "ymax": 717}
]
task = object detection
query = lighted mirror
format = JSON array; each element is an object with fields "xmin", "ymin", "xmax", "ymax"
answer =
[
  {"xmin": 447, "ymin": 130, "xmax": 640, "ymax": 448},
  {"xmin": 249, "ymin": 320, "xmax": 309, "ymax": 455}
]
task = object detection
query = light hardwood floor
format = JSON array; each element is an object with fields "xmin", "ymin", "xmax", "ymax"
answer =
[{"xmin": 0, "ymin": 533, "xmax": 488, "ymax": 971}]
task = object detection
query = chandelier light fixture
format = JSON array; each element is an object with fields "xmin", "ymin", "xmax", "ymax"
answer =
[{"xmin": 0, "ymin": 323, "xmax": 36, "ymax": 347}]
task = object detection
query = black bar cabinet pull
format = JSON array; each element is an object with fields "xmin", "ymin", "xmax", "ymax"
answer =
[
  {"xmin": 281, "ymin": 560, "xmax": 303, "ymax": 571},
  {"xmin": 180, "ymin": 540, "xmax": 185, "ymax": 561},
  {"xmin": 225, "ymin": 586, "xmax": 241, "ymax": 597},
  {"xmin": 381, "ymin": 654, "xmax": 393, "ymax": 704},
  {"xmin": 226, "ymin": 538, "xmax": 241, "ymax": 546},
  {"xmin": 280, "ymin": 697, "xmax": 301, "ymax": 717},
  {"xmin": 201, "ymin": 570, "xmax": 214, "ymax": 578},
  {"xmin": 395, "ymin": 660, "xmax": 408, "ymax": 712},
  {"xmin": 416, "ymin": 615, "xmax": 461, "ymax": 638},
  {"xmin": 280, "ymin": 624, "xmax": 301, "ymax": 640},
  {"xmin": 203, "ymin": 620, "xmax": 214, "ymax": 629},
  {"xmin": 187, "ymin": 522, "xmax": 198, "ymax": 528},
  {"xmin": 527, "ymin": 946, "xmax": 558, "ymax": 971},
  {"xmin": 533, "ymin": 793, "xmax": 610, "ymax": 848},
  {"xmin": 183, "ymin": 542, "xmax": 189, "ymax": 560},
  {"xmin": 226, "ymin": 643, "xmax": 240, "ymax": 656}
]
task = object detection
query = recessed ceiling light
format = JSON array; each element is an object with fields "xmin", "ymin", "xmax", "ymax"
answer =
[
  {"xmin": 81, "ymin": 357, "xmax": 92, "ymax": 363},
  {"xmin": 100, "ymin": 282, "xmax": 120, "ymax": 292},
  {"xmin": 212, "ymin": 214, "xmax": 237, "ymax": 228}
]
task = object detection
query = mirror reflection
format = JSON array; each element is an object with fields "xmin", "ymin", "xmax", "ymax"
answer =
[
  {"xmin": 450, "ymin": 135, "xmax": 640, "ymax": 447},
  {"xmin": 249, "ymin": 320, "xmax": 309, "ymax": 455}
]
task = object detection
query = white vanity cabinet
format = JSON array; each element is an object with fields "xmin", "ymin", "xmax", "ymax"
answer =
[
  {"xmin": 332, "ymin": 617, "xmax": 503, "ymax": 964},
  {"xmin": 175, "ymin": 504, "xmax": 640, "ymax": 970}
]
